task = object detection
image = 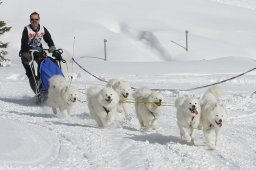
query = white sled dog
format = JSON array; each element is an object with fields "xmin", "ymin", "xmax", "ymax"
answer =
[
  {"xmin": 133, "ymin": 88, "xmax": 164, "ymax": 131},
  {"xmin": 200, "ymin": 86, "xmax": 228, "ymax": 150},
  {"xmin": 47, "ymin": 75, "xmax": 79, "ymax": 117},
  {"xmin": 87, "ymin": 87, "xmax": 119, "ymax": 128},
  {"xmin": 107, "ymin": 79, "xmax": 133, "ymax": 120},
  {"xmin": 175, "ymin": 96, "xmax": 201, "ymax": 143}
]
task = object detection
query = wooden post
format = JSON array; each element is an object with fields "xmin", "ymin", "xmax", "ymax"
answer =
[
  {"xmin": 104, "ymin": 39, "xmax": 107, "ymax": 61},
  {"xmin": 185, "ymin": 30, "xmax": 189, "ymax": 51}
]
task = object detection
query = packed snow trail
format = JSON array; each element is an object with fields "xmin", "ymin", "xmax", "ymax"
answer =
[{"xmin": 0, "ymin": 62, "xmax": 256, "ymax": 169}]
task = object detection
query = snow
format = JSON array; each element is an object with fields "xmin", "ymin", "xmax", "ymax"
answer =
[{"xmin": 0, "ymin": 0, "xmax": 256, "ymax": 169}]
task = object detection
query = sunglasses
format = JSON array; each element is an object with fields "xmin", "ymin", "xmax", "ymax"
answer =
[{"xmin": 30, "ymin": 18, "xmax": 39, "ymax": 21}]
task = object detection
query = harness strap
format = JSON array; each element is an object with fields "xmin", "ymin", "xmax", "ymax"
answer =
[
  {"xmin": 103, "ymin": 106, "xmax": 110, "ymax": 115},
  {"xmin": 192, "ymin": 116, "xmax": 195, "ymax": 121},
  {"xmin": 149, "ymin": 111, "xmax": 156, "ymax": 119}
]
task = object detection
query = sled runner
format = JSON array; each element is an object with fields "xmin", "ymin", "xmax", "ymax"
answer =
[{"xmin": 29, "ymin": 48, "xmax": 66, "ymax": 104}]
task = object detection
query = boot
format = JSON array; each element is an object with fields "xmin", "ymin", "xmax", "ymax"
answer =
[{"xmin": 36, "ymin": 90, "xmax": 48, "ymax": 105}]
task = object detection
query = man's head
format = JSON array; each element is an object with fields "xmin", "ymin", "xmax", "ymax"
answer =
[{"xmin": 30, "ymin": 12, "xmax": 40, "ymax": 30}]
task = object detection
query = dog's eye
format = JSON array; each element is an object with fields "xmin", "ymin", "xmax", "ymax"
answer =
[
  {"xmin": 189, "ymin": 103, "xmax": 191, "ymax": 104},
  {"xmin": 195, "ymin": 103, "xmax": 197, "ymax": 104},
  {"xmin": 216, "ymin": 115, "xmax": 218, "ymax": 117}
]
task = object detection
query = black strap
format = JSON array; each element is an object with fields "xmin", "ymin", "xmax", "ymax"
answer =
[
  {"xmin": 149, "ymin": 111, "xmax": 156, "ymax": 119},
  {"xmin": 103, "ymin": 106, "xmax": 110, "ymax": 115}
]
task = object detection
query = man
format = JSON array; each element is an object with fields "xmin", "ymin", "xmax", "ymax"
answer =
[{"xmin": 20, "ymin": 12, "xmax": 56, "ymax": 94}]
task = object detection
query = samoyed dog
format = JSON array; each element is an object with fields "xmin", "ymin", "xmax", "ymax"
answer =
[
  {"xmin": 133, "ymin": 88, "xmax": 164, "ymax": 131},
  {"xmin": 175, "ymin": 96, "xmax": 201, "ymax": 143},
  {"xmin": 87, "ymin": 87, "xmax": 119, "ymax": 128},
  {"xmin": 106, "ymin": 79, "xmax": 133, "ymax": 120},
  {"xmin": 201, "ymin": 86, "xmax": 228, "ymax": 150},
  {"xmin": 47, "ymin": 75, "xmax": 80, "ymax": 117}
]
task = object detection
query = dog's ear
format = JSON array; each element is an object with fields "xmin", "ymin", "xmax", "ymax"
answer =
[{"xmin": 113, "ymin": 81, "xmax": 121, "ymax": 89}]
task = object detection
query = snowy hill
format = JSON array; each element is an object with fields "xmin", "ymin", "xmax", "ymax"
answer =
[
  {"xmin": 0, "ymin": 0, "xmax": 256, "ymax": 169},
  {"xmin": 1, "ymin": 0, "xmax": 256, "ymax": 62}
]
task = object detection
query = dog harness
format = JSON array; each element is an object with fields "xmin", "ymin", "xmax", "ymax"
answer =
[
  {"xmin": 149, "ymin": 111, "xmax": 156, "ymax": 120},
  {"xmin": 103, "ymin": 106, "xmax": 110, "ymax": 115}
]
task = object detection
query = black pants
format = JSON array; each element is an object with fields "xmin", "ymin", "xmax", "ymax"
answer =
[{"xmin": 21, "ymin": 57, "xmax": 39, "ymax": 94}]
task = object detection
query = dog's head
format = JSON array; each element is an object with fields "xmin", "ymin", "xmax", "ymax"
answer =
[
  {"xmin": 61, "ymin": 86, "xmax": 79, "ymax": 104},
  {"xmin": 146, "ymin": 92, "xmax": 164, "ymax": 113},
  {"xmin": 183, "ymin": 97, "xmax": 201, "ymax": 116},
  {"xmin": 113, "ymin": 81, "xmax": 132, "ymax": 100},
  {"xmin": 97, "ymin": 87, "xmax": 119, "ymax": 108},
  {"xmin": 205, "ymin": 103, "xmax": 228, "ymax": 128}
]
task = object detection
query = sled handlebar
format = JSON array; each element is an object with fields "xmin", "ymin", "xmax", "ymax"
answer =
[
  {"xmin": 42, "ymin": 48, "xmax": 66, "ymax": 63},
  {"xmin": 42, "ymin": 48, "xmax": 63, "ymax": 54}
]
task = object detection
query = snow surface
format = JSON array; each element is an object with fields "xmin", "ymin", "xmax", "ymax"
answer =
[{"xmin": 0, "ymin": 0, "xmax": 256, "ymax": 169}]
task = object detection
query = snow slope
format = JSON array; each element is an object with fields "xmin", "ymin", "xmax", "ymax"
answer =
[{"xmin": 1, "ymin": 0, "xmax": 256, "ymax": 61}]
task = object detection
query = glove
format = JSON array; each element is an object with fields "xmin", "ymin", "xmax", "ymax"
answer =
[
  {"xmin": 21, "ymin": 52, "xmax": 32, "ymax": 64},
  {"xmin": 32, "ymin": 46, "xmax": 43, "ymax": 53},
  {"xmin": 33, "ymin": 51, "xmax": 41, "ymax": 60},
  {"xmin": 48, "ymin": 46, "xmax": 56, "ymax": 53},
  {"xmin": 52, "ymin": 50, "xmax": 62, "ymax": 60}
]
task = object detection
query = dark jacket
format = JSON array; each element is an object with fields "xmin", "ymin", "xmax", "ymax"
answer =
[{"xmin": 20, "ymin": 24, "xmax": 54, "ymax": 53}]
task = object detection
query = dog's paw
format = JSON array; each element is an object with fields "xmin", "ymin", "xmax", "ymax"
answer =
[
  {"xmin": 151, "ymin": 125, "xmax": 157, "ymax": 130},
  {"xmin": 140, "ymin": 126, "xmax": 149, "ymax": 132},
  {"xmin": 52, "ymin": 107, "xmax": 58, "ymax": 114},
  {"xmin": 208, "ymin": 144, "xmax": 216, "ymax": 150},
  {"xmin": 182, "ymin": 135, "xmax": 191, "ymax": 143},
  {"xmin": 56, "ymin": 113, "xmax": 63, "ymax": 118}
]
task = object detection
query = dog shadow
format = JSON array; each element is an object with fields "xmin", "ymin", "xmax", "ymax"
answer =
[
  {"xmin": 122, "ymin": 125, "xmax": 139, "ymax": 132},
  {"xmin": 0, "ymin": 96, "xmax": 37, "ymax": 107},
  {"xmin": 8, "ymin": 111, "xmax": 55, "ymax": 118},
  {"xmin": 75, "ymin": 112, "xmax": 92, "ymax": 120},
  {"xmin": 49, "ymin": 121, "xmax": 97, "ymax": 129},
  {"xmin": 125, "ymin": 133, "xmax": 171, "ymax": 145},
  {"xmin": 126, "ymin": 133, "xmax": 190, "ymax": 145}
]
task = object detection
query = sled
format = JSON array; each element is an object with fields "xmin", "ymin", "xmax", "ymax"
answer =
[{"xmin": 29, "ymin": 49, "xmax": 66, "ymax": 104}]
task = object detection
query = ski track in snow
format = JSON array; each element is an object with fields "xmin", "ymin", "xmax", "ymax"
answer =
[{"xmin": 0, "ymin": 66, "xmax": 256, "ymax": 169}]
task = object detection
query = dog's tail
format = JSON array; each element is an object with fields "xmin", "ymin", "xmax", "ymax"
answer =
[
  {"xmin": 106, "ymin": 79, "xmax": 119, "ymax": 88},
  {"xmin": 208, "ymin": 86, "xmax": 221, "ymax": 97},
  {"xmin": 201, "ymin": 86, "xmax": 222, "ymax": 106},
  {"xmin": 87, "ymin": 87, "xmax": 101, "ymax": 98},
  {"xmin": 49, "ymin": 75, "xmax": 66, "ymax": 89},
  {"xmin": 175, "ymin": 97, "xmax": 185, "ymax": 107},
  {"xmin": 133, "ymin": 87, "xmax": 151, "ymax": 99}
]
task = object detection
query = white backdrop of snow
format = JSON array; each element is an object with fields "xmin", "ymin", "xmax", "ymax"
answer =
[{"xmin": 0, "ymin": 0, "xmax": 256, "ymax": 169}]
